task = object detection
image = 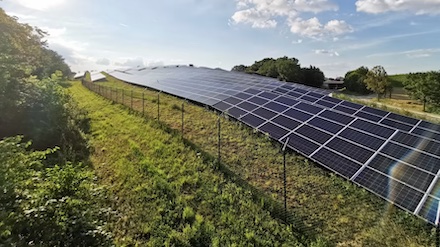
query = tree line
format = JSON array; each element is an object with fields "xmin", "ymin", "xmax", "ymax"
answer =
[
  {"xmin": 232, "ymin": 56, "xmax": 325, "ymax": 88},
  {"xmin": 0, "ymin": 8, "xmax": 112, "ymax": 245},
  {"xmin": 344, "ymin": 65, "xmax": 440, "ymax": 112}
]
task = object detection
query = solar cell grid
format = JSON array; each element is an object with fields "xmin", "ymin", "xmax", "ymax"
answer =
[
  {"xmin": 412, "ymin": 128, "xmax": 440, "ymax": 142},
  {"xmin": 363, "ymin": 106, "xmax": 388, "ymax": 117},
  {"xmin": 355, "ymin": 111, "xmax": 382, "ymax": 122},
  {"xmin": 367, "ymin": 154, "xmax": 434, "ymax": 192},
  {"xmin": 419, "ymin": 121, "xmax": 440, "ymax": 133},
  {"xmin": 252, "ymin": 107, "xmax": 278, "ymax": 120},
  {"xmin": 272, "ymin": 115, "xmax": 301, "ymax": 130},
  {"xmin": 296, "ymin": 125, "xmax": 332, "ymax": 144},
  {"xmin": 326, "ymin": 137, "xmax": 374, "ymax": 163},
  {"xmin": 311, "ymin": 148, "xmax": 362, "ymax": 178},
  {"xmin": 319, "ymin": 110, "xmax": 355, "ymax": 125},
  {"xmin": 248, "ymin": 96, "xmax": 268, "ymax": 105},
  {"xmin": 341, "ymin": 101, "xmax": 363, "ymax": 109},
  {"xmin": 286, "ymin": 133, "xmax": 320, "ymax": 156},
  {"xmin": 351, "ymin": 119, "xmax": 395, "ymax": 138},
  {"xmin": 392, "ymin": 132, "xmax": 440, "ymax": 154},
  {"xmin": 274, "ymin": 96, "xmax": 299, "ymax": 106},
  {"xmin": 237, "ymin": 101, "xmax": 259, "ymax": 111},
  {"xmin": 240, "ymin": 113, "xmax": 266, "ymax": 128},
  {"xmin": 226, "ymin": 107, "xmax": 247, "ymax": 119},
  {"xmin": 334, "ymin": 105, "xmax": 358, "ymax": 115},
  {"xmin": 258, "ymin": 122, "xmax": 289, "ymax": 140},
  {"xmin": 315, "ymin": 100, "xmax": 336, "ymax": 108},
  {"xmin": 381, "ymin": 118, "xmax": 414, "ymax": 132},
  {"xmin": 259, "ymin": 92, "xmax": 279, "ymax": 99},
  {"xmin": 287, "ymin": 91, "xmax": 302, "ymax": 98},
  {"xmin": 300, "ymin": 95, "xmax": 319, "ymax": 103},
  {"xmin": 284, "ymin": 108, "xmax": 313, "ymax": 122},
  {"xmin": 308, "ymin": 117, "xmax": 344, "ymax": 134},
  {"xmin": 388, "ymin": 113, "xmax": 419, "ymax": 125},
  {"xmin": 339, "ymin": 128, "xmax": 385, "ymax": 150}
]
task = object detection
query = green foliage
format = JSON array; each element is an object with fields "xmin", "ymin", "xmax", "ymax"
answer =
[
  {"xmin": 0, "ymin": 137, "xmax": 112, "ymax": 246},
  {"xmin": 301, "ymin": 66, "xmax": 324, "ymax": 88},
  {"xmin": 234, "ymin": 56, "xmax": 324, "ymax": 87},
  {"xmin": 0, "ymin": 10, "xmax": 84, "ymax": 158},
  {"xmin": 404, "ymin": 71, "xmax": 440, "ymax": 111},
  {"xmin": 344, "ymin": 66, "xmax": 371, "ymax": 94},
  {"xmin": 387, "ymin": 74, "xmax": 407, "ymax": 88},
  {"xmin": 364, "ymin": 65, "xmax": 389, "ymax": 100}
]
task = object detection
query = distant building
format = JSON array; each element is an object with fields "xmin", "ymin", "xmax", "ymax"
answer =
[{"xmin": 323, "ymin": 78, "xmax": 344, "ymax": 89}]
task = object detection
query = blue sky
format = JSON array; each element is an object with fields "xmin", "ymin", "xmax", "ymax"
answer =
[{"xmin": 2, "ymin": 0, "xmax": 440, "ymax": 77}]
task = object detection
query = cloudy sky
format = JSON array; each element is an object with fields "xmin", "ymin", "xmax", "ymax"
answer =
[{"xmin": 2, "ymin": 0, "xmax": 440, "ymax": 77}]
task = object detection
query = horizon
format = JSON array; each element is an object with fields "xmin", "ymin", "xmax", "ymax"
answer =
[{"xmin": 2, "ymin": 0, "xmax": 440, "ymax": 78}]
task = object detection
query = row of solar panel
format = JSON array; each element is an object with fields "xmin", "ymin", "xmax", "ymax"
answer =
[{"xmin": 106, "ymin": 67, "xmax": 440, "ymax": 224}]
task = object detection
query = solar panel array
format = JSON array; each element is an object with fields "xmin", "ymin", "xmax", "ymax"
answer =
[
  {"xmin": 90, "ymin": 72, "xmax": 106, "ymax": 82},
  {"xmin": 107, "ymin": 66, "xmax": 440, "ymax": 225}
]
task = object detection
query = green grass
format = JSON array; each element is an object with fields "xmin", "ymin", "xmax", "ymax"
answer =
[
  {"xmin": 88, "ymin": 76, "xmax": 436, "ymax": 246},
  {"xmin": 68, "ymin": 81, "xmax": 310, "ymax": 246}
]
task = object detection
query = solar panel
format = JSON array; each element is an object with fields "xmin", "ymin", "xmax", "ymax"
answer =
[{"xmin": 107, "ymin": 66, "xmax": 440, "ymax": 225}]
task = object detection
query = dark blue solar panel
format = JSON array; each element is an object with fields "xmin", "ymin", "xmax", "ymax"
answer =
[
  {"xmin": 381, "ymin": 118, "xmax": 414, "ymax": 132},
  {"xmin": 355, "ymin": 111, "xmax": 382, "ymax": 122},
  {"xmin": 296, "ymin": 125, "xmax": 332, "ymax": 144},
  {"xmin": 235, "ymin": 92, "xmax": 253, "ymax": 100},
  {"xmin": 274, "ymin": 96, "xmax": 299, "ymax": 106},
  {"xmin": 392, "ymin": 132, "xmax": 440, "ymax": 154},
  {"xmin": 341, "ymin": 101, "xmax": 363, "ymax": 109},
  {"xmin": 419, "ymin": 121, "xmax": 440, "ymax": 133},
  {"xmin": 294, "ymin": 88, "xmax": 307, "ymax": 94},
  {"xmin": 308, "ymin": 117, "xmax": 344, "ymax": 134},
  {"xmin": 339, "ymin": 128, "xmax": 385, "ymax": 150},
  {"xmin": 326, "ymin": 137, "xmax": 374, "ymax": 163},
  {"xmin": 300, "ymin": 95, "xmax": 318, "ymax": 103},
  {"xmin": 315, "ymin": 100, "xmax": 336, "ymax": 108},
  {"xmin": 265, "ymin": 102, "xmax": 288, "ymax": 112},
  {"xmin": 253, "ymin": 107, "xmax": 278, "ymax": 120},
  {"xmin": 259, "ymin": 122, "xmax": 289, "ymax": 140},
  {"xmin": 244, "ymin": 88, "xmax": 261, "ymax": 95},
  {"xmin": 295, "ymin": 102, "xmax": 322, "ymax": 114},
  {"xmin": 287, "ymin": 91, "xmax": 302, "ymax": 98},
  {"xmin": 224, "ymin": 97, "xmax": 242, "ymax": 105},
  {"xmin": 354, "ymin": 167, "xmax": 423, "ymax": 212},
  {"xmin": 240, "ymin": 113, "xmax": 266, "ymax": 128},
  {"xmin": 226, "ymin": 106, "xmax": 247, "ymax": 118},
  {"xmin": 286, "ymin": 133, "xmax": 320, "ymax": 156},
  {"xmin": 323, "ymin": 96, "xmax": 342, "ymax": 104},
  {"xmin": 248, "ymin": 96, "xmax": 268, "ymax": 105},
  {"xmin": 351, "ymin": 119, "xmax": 395, "ymax": 139},
  {"xmin": 380, "ymin": 142, "xmax": 440, "ymax": 174},
  {"xmin": 259, "ymin": 92, "xmax": 278, "ymax": 99},
  {"xmin": 213, "ymin": 101, "xmax": 232, "ymax": 112},
  {"xmin": 367, "ymin": 154, "xmax": 434, "ymax": 192},
  {"xmin": 312, "ymin": 148, "xmax": 362, "ymax": 178},
  {"xmin": 274, "ymin": 88, "xmax": 288, "ymax": 94},
  {"xmin": 363, "ymin": 106, "xmax": 388, "ymax": 117},
  {"xmin": 308, "ymin": 92, "xmax": 323, "ymax": 98},
  {"xmin": 334, "ymin": 105, "xmax": 357, "ymax": 115},
  {"xmin": 388, "ymin": 113, "xmax": 419, "ymax": 125},
  {"xmin": 412, "ymin": 128, "xmax": 440, "ymax": 142},
  {"xmin": 272, "ymin": 115, "xmax": 301, "ymax": 130},
  {"xmin": 237, "ymin": 101, "xmax": 259, "ymax": 111},
  {"xmin": 284, "ymin": 108, "xmax": 313, "ymax": 122},
  {"xmin": 419, "ymin": 196, "xmax": 439, "ymax": 224},
  {"xmin": 319, "ymin": 110, "xmax": 355, "ymax": 125}
]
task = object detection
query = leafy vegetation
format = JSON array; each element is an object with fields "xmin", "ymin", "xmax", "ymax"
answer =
[
  {"xmin": 404, "ymin": 71, "xmax": 440, "ymax": 112},
  {"xmin": 343, "ymin": 66, "xmax": 371, "ymax": 94},
  {"xmin": 92, "ymin": 75, "xmax": 435, "ymax": 246},
  {"xmin": 232, "ymin": 56, "xmax": 325, "ymax": 88}
]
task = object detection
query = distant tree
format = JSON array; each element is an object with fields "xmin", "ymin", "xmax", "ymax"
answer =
[
  {"xmin": 404, "ymin": 71, "xmax": 440, "ymax": 111},
  {"xmin": 231, "ymin": 64, "xmax": 247, "ymax": 72},
  {"xmin": 343, "ymin": 67, "xmax": 371, "ymax": 94},
  {"xmin": 258, "ymin": 59, "xmax": 278, "ymax": 78},
  {"xmin": 301, "ymin": 66, "xmax": 324, "ymax": 88},
  {"xmin": 364, "ymin": 65, "xmax": 388, "ymax": 100},
  {"xmin": 275, "ymin": 57, "xmax": 302, "ymax": 82}
]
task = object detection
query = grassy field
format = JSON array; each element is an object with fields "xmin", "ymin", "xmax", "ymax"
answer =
[
  {"xmin": 387, "ymin": 74, "xmax": 408, "ymax": 88},
  {"xmin": 83, "ymin": 75, "xmax": 437, "ymax": 246},
  {"xmin": 68, "ymin": 81, "xmax": 311, "ymax": 246}
]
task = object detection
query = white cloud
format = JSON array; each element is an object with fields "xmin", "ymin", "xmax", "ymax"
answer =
[
  {"xmin": 15, "ymin": 0, "xmax": 66, "ymax": 11},
  {"xmin": 367, "ymin": 48, "xmax": 440, "ymax": 58},
  {"xmin": 96, "ymin": 58, "xmax": 111, "ymax": 65},
  {"xmin": 288, "ymin": 17, "xmax": 353, "ymax": 38},
  {"xmin": 231, "ymin": 0, "xmax": 339, "ymax": 30},
  {"xmin": 315, "ymin": 49, "xmax": 340, "ymax": 56},
  {"xmin": 356, "ymin": 0, "xmax": 440, "ymax": 15}
]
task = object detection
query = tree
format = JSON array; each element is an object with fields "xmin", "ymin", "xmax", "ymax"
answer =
[
  {"xmin": 364, "ymin": 65, "xmax": 388, "ymax": 100},
  {"xmin": 344, "ymin": 66, "xmax": 371, "ymax": 94},
  {"xmin": 231, "ymin": 65, "xmax": 247, "ymax": 72},
  {"xmin": 404, "ymin": 71, "xmax": 440, "ymax": 111},
  {"xmin": 301, "ymin": 66, "xmax": 324, "ymax": 88},
  {"xmin": 275, "ymin": 57, "xmax": 302, "ymax": 82}
]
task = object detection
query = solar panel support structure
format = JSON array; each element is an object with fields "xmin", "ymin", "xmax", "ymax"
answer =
[
  {"xmin": 157, "ymin": 92, "xmax": 160, "ymax": 122},
  {"xmin": 436, "ymin": 201, "xmax": 440, "ymax": 247},
  {"xmin": 217, "ymin": 116, "xmax": 221, "ymax": 170},
  {"xmin": 131, "ymin": 90, "xmax": 133, "ymax": 110},
  {"xmin": 181, "ymin": 102, "xmax": 184, "ymax": 136},
  {"xmin": 142, "ymin": 92, "xmax": 145, "ymax": 116},
  {"xmin": 282, "ymin": 137, "xmax": 290, "ymax": 222}
]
